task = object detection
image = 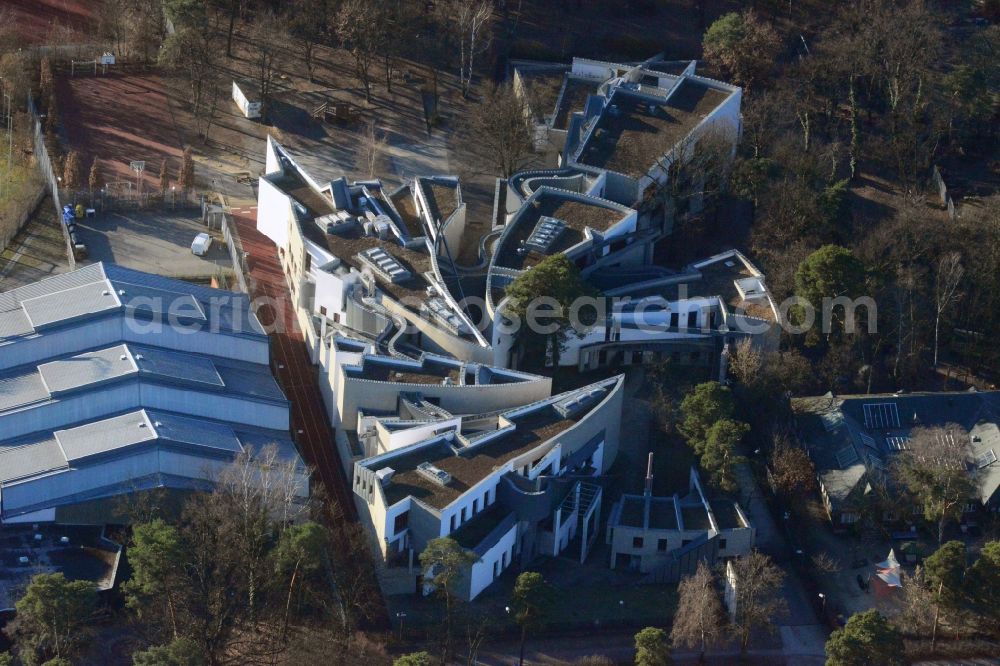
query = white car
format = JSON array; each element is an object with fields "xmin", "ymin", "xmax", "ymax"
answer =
[{"xmin": 191, "ymin": 232, "xmax": 213, "ymax": 257}]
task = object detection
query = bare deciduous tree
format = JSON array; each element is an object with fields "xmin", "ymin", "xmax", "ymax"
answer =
[
  {"xmin": 62, "ymin": 151, "xmax": 83, "ymax": 190},
  {"xmin": 357, "ymin": 119, "xmax": 388, "ymax": 180},
  {"xmin": 466, "ymin": 83, "xmax": 534, "ymax": 178},
  {"xmin": 179, "ymin": 148, "xmax": 194, "ymax": 193},
  {"xmin": 728, "ymin": 337, "xmax": 762, "ymax": 387},
  {"xmin": 159, "ymin": 160, "xmax": 169, "ymax": 194},
  {"xmin": 289, "ymin": 0, "xmax": 329, "ymax": 83},
  {"xmin": 159, "ymin": 21, "xmax": 223, "ymax": 142},
  {"xmin": 249, "ymin": 11, "xmax": 287, "ymax": 121},
  {"xmin": 88, "ymin": 158, "xmax": 102, "ymax": 194},
  {"xmin": 730, "ymin": 551, "xmax": 787, "ymax": 655},
  {"xmin": 450, "ymin": 0, "xmax": 493, "ymax": 98},
  {"xmin": 670, "ymin": 561, "xmax": 725, "ymax": 661},
  {"xmin": 933, "ymin": 251, "xmax": 963, "ymax": 367},
  {"xmin": 893, "ymin": 425, "xmax": 975, "ymax": 544},
  {"xmin": 769, "ymin": 441, "xmax": 818, "ymax": 503},
  {"xmin": 336, "ymin": 0, "xmax": 382, "ymax": 104}
]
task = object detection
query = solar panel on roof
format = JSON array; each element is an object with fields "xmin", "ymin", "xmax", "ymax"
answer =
[
  {"xmin": 863, "ymin": 403, "xmax": 900, "ymax": 429},
  {"xmin": 885, "ymin": 436, "xmax": 910, "ymax": 451},
  {"xmin": 935, "ymin": 431, "xmax": 958, "ymax": 448},
  {"xmin": 976, "ymin": 449, "xmax": 997, "ymax": 469},
  {"xmin": 836, "ymin": 445, "xmax": 859, "ymax": 468}
]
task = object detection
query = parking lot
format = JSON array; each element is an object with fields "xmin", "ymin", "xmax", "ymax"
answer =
[{"xmin": 75, "ymin": 208, "xmax": 231, "ymax": 279}]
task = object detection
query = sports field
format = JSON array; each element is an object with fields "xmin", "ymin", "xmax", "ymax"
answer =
[
  {"xmin": 55, "ymin": 72, "xmax": 181, "ymax": 188},
  {"xmin": 5, "ymin": 0, "xmax": 94, "ymax": 45}
]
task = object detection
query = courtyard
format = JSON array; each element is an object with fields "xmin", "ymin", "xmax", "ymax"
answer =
[{"xmin": 74, "ymin": 207, "xmax": 231, "ymax": 279}]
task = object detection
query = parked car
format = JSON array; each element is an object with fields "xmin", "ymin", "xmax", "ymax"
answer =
[{"xmin": 191, "ymin": 232, "xmax": 213, "ymax": 256}]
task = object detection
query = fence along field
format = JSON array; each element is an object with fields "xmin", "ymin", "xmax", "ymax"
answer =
[{"xmin": 0, "ymin": 107, "xmax": 46, "ymax": 256}]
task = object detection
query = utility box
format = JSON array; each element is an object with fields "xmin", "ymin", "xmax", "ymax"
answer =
[{"xmin": 232, "ymin": 79, "xmax": 261, "ymax": 119}]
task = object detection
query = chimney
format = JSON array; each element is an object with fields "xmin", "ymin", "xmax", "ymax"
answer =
[{"xmin": 644, "ymin": 452, "xmax": 654, "ymax": 497}]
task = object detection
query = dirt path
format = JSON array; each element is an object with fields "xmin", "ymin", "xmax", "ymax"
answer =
[{"xmin": 0, "ymin": 196, "xmax": 70, "ymax": 291}]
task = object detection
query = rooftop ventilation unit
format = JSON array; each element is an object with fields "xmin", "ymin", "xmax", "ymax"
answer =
[
  {"xmin": 416, "ymin": 462, "xmax": 452, "ymax": 486},
  {"xmin": 365, "ymin": 215, "xmax": 392, "ymax": 239},
  {"xmin": 553, "ymin": 387, "xmax": 606, "ymax": 419},
  {"xmin": 357, "ymin": 247, "xmax": 411, "ymax": 284},
  {"xmin": 525, "ymin": 215, "xmax": 566, "ymax": 255},
  {"xmin": 318, "ymin": 213, "xmax": 358, "ymax": 235},
  {"xmin": 375, "ymin": 467, "xmax": 395, "ymax": 485}
]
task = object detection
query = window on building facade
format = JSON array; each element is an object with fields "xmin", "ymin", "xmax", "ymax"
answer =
[
  {"xmin": 632, "ymin": 536, "xmax": 643, "ymax": 548},
  {"xmin": 393, "ymin": 512, "xmax": 409, "ymax": 535},
  {"xmin": 657, "ymin": 538, "xmax": 667, "ymax": 552},
  {"xmin": 718, "ymin": 538, "xmax": 727, "ymax": 550}
]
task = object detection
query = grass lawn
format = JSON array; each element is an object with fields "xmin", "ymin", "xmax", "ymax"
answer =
[
  {"xmin": 650, "ymin": 430, "xmax": 700, "ymax": 496},
  {"xmin": 544, "ymin": 580, "xmax": 677, "ymax": 629},
  {"xmin": 0, "ymin": 160, "xmax": 45, "ymax": 250}
]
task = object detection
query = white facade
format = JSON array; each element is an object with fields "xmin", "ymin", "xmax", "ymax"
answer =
[{"xmin": 232, "ymin": 80, "xmax": 261, "ymax": 119}]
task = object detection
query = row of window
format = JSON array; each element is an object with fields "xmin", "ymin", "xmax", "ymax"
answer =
[
  {"xmin": 630, "ymin": 536, "xmax": 728, "ymax": 551},
  {"xmin": 448, "ymin": 486, "xmax": 497, "ymax": 534},
  {"xmin": 491, "ymin": 546, "xmax": 512, "ymax": 579}
]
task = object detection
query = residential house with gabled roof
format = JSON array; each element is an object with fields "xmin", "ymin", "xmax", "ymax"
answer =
[{"xmin": 793, "ymin": 391, "xmax": 1000, "ymax": 527}]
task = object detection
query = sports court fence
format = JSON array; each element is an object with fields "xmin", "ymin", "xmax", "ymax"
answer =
[
  {"xmin": 26, "ymin": 94, "xmax": 76, "ymax": 270},
  {"xmin": 59, "ymin": 183, "xmax": 199, "ymax": 213},
  {"xmin": 222, "ymin": 213, "xmax": 253, "ymax": 296}
]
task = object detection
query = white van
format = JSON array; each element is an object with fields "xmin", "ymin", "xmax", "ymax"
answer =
[{"xmin": 191, "ymin": 232, "xmax": 213, "ymax": 257}]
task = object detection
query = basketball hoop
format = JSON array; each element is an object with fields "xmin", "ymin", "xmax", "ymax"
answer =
[{"xmin": 130, "ymin": 160, "xmax": 145, "ymax": 196}]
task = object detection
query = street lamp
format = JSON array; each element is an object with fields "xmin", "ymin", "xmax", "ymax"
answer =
[
  {"xmin": 818, "ymin": 592, "xmax": 826, "ymax": 614},
  {"xmin": 395, "ymin": 611, "xmax": 406, "ymax": 640}
]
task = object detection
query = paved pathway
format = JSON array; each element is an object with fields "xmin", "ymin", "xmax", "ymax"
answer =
[
  {"xmin": 474, "ymin": 630, "xmax": 825, "ymax": 665},
  {"xmin": 733, "ymin": 462, "xmax": 828, "ymax": 659},
  {"xmin": 232, "ymin": 208, "xmax": 356, "ymax": 520}
]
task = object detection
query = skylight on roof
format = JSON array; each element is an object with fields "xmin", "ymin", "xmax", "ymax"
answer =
[
  {"xmin": 860, "ymin": 432, "xmax": 877, "ymax": 450},
  {"xmin": 524, "ymin": 216, "xmax": 566, "ymax": 255},
  {"xmin": 863, "ymin": 403, "xmax": 900, "ymax": 429},
  {"xmin": 357, "ymin": 247, "xmax": 411, "ymax": 284},
  {"xmin": 836, "ymin": 445, "xmax": 859, "ymax": 468}
]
